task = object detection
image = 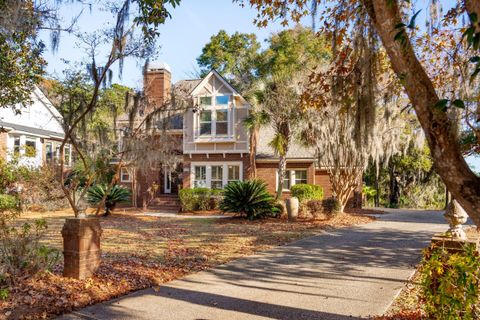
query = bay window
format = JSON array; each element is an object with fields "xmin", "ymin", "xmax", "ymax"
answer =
[
  {"xmin": 211, "ymin": 165, "xmax": 223, "ymax": 189},
  {"xmin": 194, "ymin": 166, "xmax": 207, "ymax": 188},
  {"xmin": 192, "ymin": 163, "xmax": 242, "ymax": 189},
  {"xmin": 200, "ymin": 110, "xmax": 212, "ymax": 135},
  {"xmin": 196, "ymin": 95, "xmax": 231, "ymax": 138}
]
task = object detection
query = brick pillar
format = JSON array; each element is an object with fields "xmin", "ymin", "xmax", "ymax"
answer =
[{"xmin": 62, "ymin": 217, "xmax": 102, "ymax": 279}]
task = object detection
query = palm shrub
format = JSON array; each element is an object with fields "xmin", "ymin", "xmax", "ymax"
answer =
[
  {"xmin": 220, "ymin": 180, "xmax": 280, "ymax": 220},
  {"xmin": 87, "ymin": 184, "xmax": 131, "ymax": 216}
]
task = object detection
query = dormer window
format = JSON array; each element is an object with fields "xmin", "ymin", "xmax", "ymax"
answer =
[
  {"xmin": 196, "ymin": 95, "xmax": 232, "ymax": 138},
  {"xmin": 200, "ymin": 110, "xmax": 212, "ymax": 135}
]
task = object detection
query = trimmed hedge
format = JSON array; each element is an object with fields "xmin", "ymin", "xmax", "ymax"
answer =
[
  {"xmin": 179, "ymin": 188, "xmax": 223, "ymax": 212},
  {"xmin": 290, "ymin": 184, "xmax": 323, "ymax": 202}
]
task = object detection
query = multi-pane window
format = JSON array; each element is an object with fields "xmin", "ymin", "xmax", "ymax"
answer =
[
  {"xmin": 211, "ymin": 166, "xmax": 223, "ymax": 189},
  {"xmin": 228, "ymin": 165, "xmax": 240, "ymax": 184},
  {"xmin": 25, "ymin": 137, "xmax": 36, "ymax": 157},
  {"xmin": 64, "ymin": 145, "xmax": 71, "ymax": 166},
  {"xmin": 194, "ymin": 166, "xmax": 207, "ymax": 188},
  {"xmin": 294, "ymin": 170, "xmax": 307, "ymax": 185},
  {"xmin": 215, "ymin": 95, "xmax": 229, "ymax": 105},
  {"xmin": 200, "ymin": 96, "xmax": 212, "ymax": 106},
  {"xmin": 200, "ymin": 110, "xmax": 212, "ymax": 136},
  {"xmin": 278, "ymin": 170, "xmax": 308, "ymax": 191},
  {"xmin": 282, "ymin": 170, "xmax": 291, "ymax": 190},
  {"xmin": 46, "ymin": 142, "xmax": 54, "ymax": 163},
  {"xmin": 197, "ymin": 95, "xmax": 230, "ymax": 137},
  {"xmin": 120, "ymin": 168, "xmax": 131, "ymax": 182},
  {"xmin": 13, "ymin": 136, "xmax": 20, "ymax": 156},
  {"xmin": 216, "ymin": 109, "xmax": 228, "ymax": 135}
]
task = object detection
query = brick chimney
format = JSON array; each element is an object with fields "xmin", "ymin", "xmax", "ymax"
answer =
[{"xmin": 143, "ymin": 61, "xmax": 172, "ymax": 113}]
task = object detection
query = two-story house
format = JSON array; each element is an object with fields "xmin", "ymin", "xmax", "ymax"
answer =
[
  {"xmin": 0, "ymin": 86, "xmax": 71, "ymax": 167},
  {"xmin": 121, "ymin": 62, "xmax": 360, "ymax": 210}
]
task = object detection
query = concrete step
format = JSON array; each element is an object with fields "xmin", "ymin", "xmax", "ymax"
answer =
[{"xmin": 150, "ymin": 199, "xmax": 180, "ymax": 206}]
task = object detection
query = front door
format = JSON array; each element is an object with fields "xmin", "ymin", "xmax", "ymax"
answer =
[{"xmin": 164, "ymin": 168, "xmax": 172, "ymax": 194}]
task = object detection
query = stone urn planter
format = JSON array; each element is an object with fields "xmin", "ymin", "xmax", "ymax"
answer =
[
  {"xmin": 286, "ymin": 197, "xmax": 299, "ymax": 221},
  {"xmin": 444, "ymin": 200, "xmax": 468, "ymax": 240},
  {"xmin": 62, "ymin": 204, "xmax": 102, "ymax": 279}
]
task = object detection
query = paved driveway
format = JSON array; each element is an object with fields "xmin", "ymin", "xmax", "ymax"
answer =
[{"xmin": 60, "ymin": 209, "xmax": 447, "ymax": 320}]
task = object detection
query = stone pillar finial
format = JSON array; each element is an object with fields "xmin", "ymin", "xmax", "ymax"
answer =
[{"xmin": 444, "ymin": 200, "xmax": 468, "ymax": 240}]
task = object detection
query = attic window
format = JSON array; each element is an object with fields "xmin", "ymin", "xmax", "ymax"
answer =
[
  {"xmin": 200, "ymin": 97, "xmax": 212, "ymax": 106},
  {"xmin": 216, "ymin": 96, "xmax": 229, "ymax": 105}
]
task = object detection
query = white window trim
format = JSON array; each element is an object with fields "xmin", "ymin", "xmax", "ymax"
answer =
[
  {"xmin": 120, "ymin": 167, "xmax": 132, "ymax": 183},
  {"xmin": 275, "ymin": 168, "xmax": 308, "ymax": 192},
  {"xmin": 195, "ymin": 95, "xmax": 232, "ymax": 140},
  {"xmin": 190, "ymin": 161, "xmax": 243, "ymax": 189}
]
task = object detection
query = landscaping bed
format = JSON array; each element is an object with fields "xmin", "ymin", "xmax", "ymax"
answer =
[{"xmin": 2, "ymin": 209, "xmax": 374, "ymax": 319}]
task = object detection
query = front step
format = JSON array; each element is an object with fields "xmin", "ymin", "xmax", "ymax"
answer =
[{"xmin": 147, "ymin": 195, "xmax": 180, "ymax": 213}]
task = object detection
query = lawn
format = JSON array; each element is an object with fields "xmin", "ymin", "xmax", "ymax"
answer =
[{"xmin": 2, "ymin": 209, "xmax": 374, "ymax": 319}]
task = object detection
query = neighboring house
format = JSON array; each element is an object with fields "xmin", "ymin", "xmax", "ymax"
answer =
[
  {"xmin": 0, "ymin": 86, "xmax": 71, "ymax": 167},
  {"xmin": 119, "ymin": 62, "xmax": 360, "ymax": 208}
]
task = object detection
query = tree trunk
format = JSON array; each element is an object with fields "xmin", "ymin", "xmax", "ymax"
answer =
[
  {"xmin": 389, "ymin": 164, "xmax": 400, "ymax": 208},
  {"xmin": 276, "ymin": 155, "xmax": 287, "ymax": 200},
  {"xmin": 374, "ymin": 169, "xmax": 380, "ymax": 207},
  {"xmin": 363, "ymin": 0, "xmax": 480, "ymax": 225}
]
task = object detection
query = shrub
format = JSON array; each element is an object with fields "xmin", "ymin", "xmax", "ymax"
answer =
[
  {"xmin": 290, "ymin": 184, "xmax": 324, "ymax": 203},
  {"xmin": 87, "ymin": 184, "xmax": 131, "ymax": 215},
  {"xmin": 322, "ymin": 198, "xmax": 342, "ymax": 216},
  {"xmin": 179, "ymin": 188, "xmax": 223, "ymax": 212},
  {"xmin": 0, "ymin": 218, "xmax": 59, "ymax": 281},
  {"xmin": 220, "ymin": 180, "xmax": 280, "ymax": 220},
  {"xmin": 420, "ymin": 245, "xmax": 480, "ymax": 319},
  {"xmin": 0, "ymin": 194, "xmax": 20, "ymax": 213}
]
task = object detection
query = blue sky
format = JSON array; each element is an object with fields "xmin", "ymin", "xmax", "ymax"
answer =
[
  {"xmin": 39, "ymin": 0, "xmax": 289, "ymax": 89},
  {"xmin": 38, "ymin": 0, "xmax": 479, "ymax": 170}
]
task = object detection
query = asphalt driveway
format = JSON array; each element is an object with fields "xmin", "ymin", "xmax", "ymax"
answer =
[{"xmin": 60, "ymin": 209, "xmax": 447, "ymax": 320}]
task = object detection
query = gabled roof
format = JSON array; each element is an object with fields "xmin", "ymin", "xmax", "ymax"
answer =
[{"xmin": 190, "ymin": 69, "xmax": 242, "ymax": 97}]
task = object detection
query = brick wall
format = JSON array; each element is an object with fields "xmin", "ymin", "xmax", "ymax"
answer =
[
  {"xmin": 256, "ymin": 161, "xmax": 317, "ymax": 197},
  {"xmin": 315, "ymin": 169, "xmax": 333, "ymax": 198},
  {"xmin": 144, "ymin": 69, "xmax": 171, "ymax": 113}
]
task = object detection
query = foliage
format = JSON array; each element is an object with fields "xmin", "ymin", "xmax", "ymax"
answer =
[
  {"xmin": 291, "ymin": 184, "xmax": 323, "ymax": 203},
  {"xmin": 362, "ymin": 185, "xmax": 377, "ymax": 207},
  {"xmin": 220, "ymin": 180, "xmax": 280, "ymax": 220},
  {"xmin": 321, "ymin": 198, "xmax": 342, "ymax": 216},
  {"xmin": 0, "ymin": 1, "xmax": 45, "ymax": 108},
  {"xmin": 0, "ymin": 218, "xmax": 59, "ymax": 282},
  {"xmin": 420, "ymin": 245, "xmax": 480, "ymax": 319},
  {"xmin": 87, "ymin": 184, "xmax": 131, "ymax": 215},
  {"xmin": 197, "ymin": 30, "xmax": 261, "ymax": 93},
  {"xmin": 0, "ymin": 194, "xmax": 20, "ymax": 213},
  {"xmin": 178, "ymin": 188, "xmax": 222, "ymax": 212}
]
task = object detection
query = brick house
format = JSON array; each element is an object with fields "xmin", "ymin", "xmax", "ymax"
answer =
[
  {"xmin": 0, "ymin": 86, "xmax": 71, "ymax": 168},
  {"xmin": 119, "ymin": 62, "xmax": 359, "ymax": 209}
]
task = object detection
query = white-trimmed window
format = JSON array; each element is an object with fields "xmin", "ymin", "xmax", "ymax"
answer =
[
  {"xmin": 13, "ymin": 136, "xmax": 21, "ymax": 156},
  {"xmin": 196, "ymin": 95, "xmax": 231, "ymax": 138},
  {"xmin": 120, "ymin": 168, "xmax": 132, "ymax": 182},
  {"xmin": 227, "ymin": 165, "xmax": 240, "ymax": 184},
  {"xmin": 25, "ymin": 136, "xmax": 36, "ymax": 158},
  {"xmin": 46, "ymin": 142, "xmax": 54, "ymax": 163},
  {"xmin": 194, "ymin": 165, "xmax": 207, "ymax": 188},
  {"xmin": 211, "ymin": 165, "xmax": 223, "ymax": 189},
  {"xmin": 192, "ymin": 162, "xmax": 242, "ymax": 189},
  {"xmin": 277, "ymin": 169, "xmax": 308, "ymax": 191},
  {"xmin": 199, "ymin": 110, "xmax": 212, "ymax": 136}
]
